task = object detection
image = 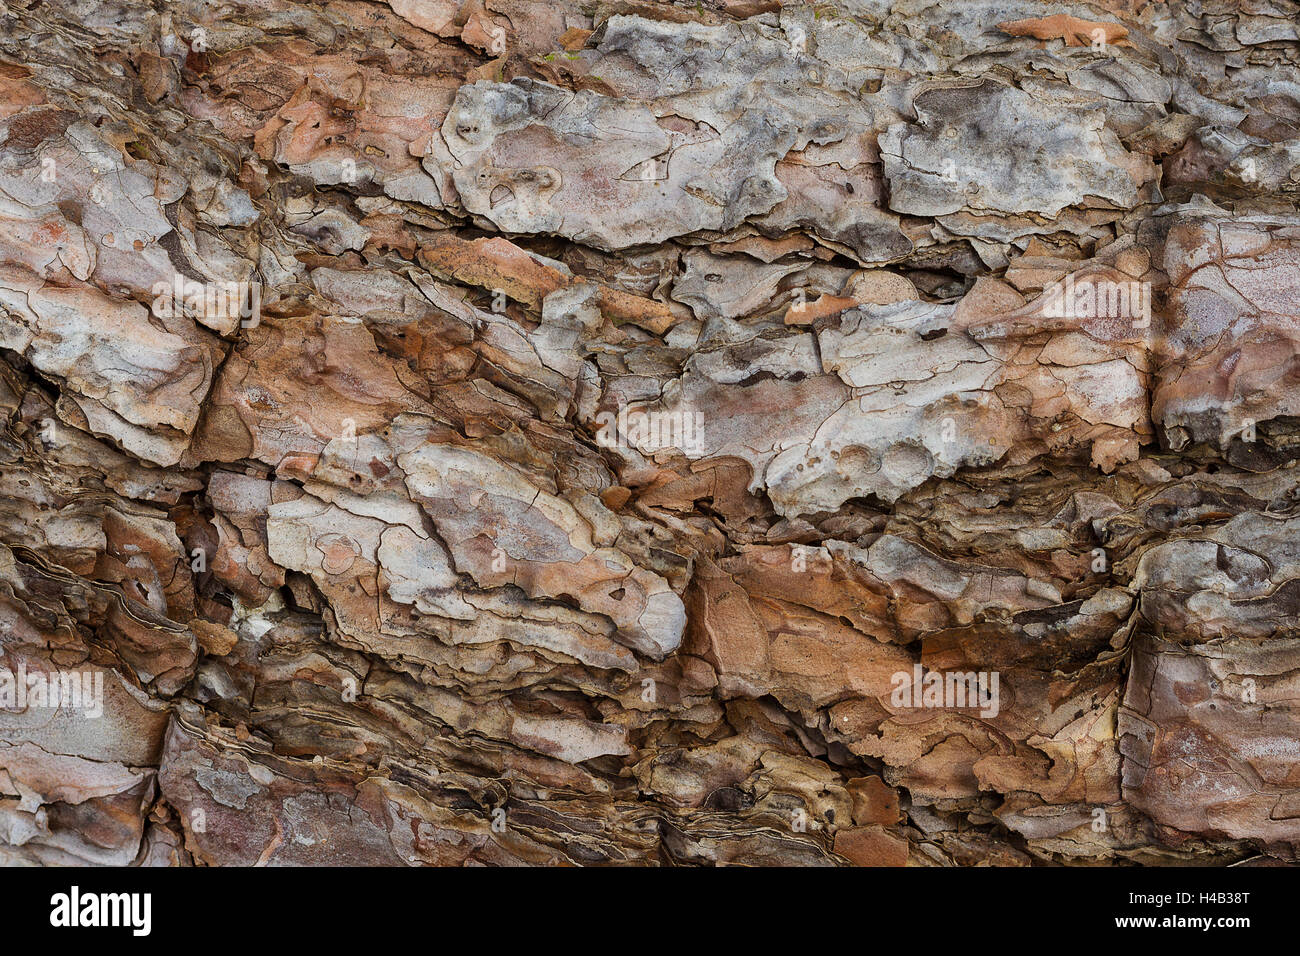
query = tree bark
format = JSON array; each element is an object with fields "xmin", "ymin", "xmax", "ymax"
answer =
[{"xmin": 1, "ymin": 0, "xmax": 1299, "ymax": 866}]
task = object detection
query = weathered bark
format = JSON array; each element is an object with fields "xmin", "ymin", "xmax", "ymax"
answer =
[{"xmin": 1, "ymin": 0, "xmax": 1299, "ymax": 866}]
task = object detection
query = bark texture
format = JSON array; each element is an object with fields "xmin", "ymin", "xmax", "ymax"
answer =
[{"xmin": 1, "ymin": 0, "xmax": 1300, "ymax": 866}]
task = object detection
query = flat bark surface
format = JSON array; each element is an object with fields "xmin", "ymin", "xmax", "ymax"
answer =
[{"xmin": 1, "ymin": 0, "xmax": 1299, "ymax": 865}]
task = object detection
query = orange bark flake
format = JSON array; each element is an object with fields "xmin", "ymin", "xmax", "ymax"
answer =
[{"xmin": 997, "ymin": 14, "xmax": 1131, "ymax": 47}]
